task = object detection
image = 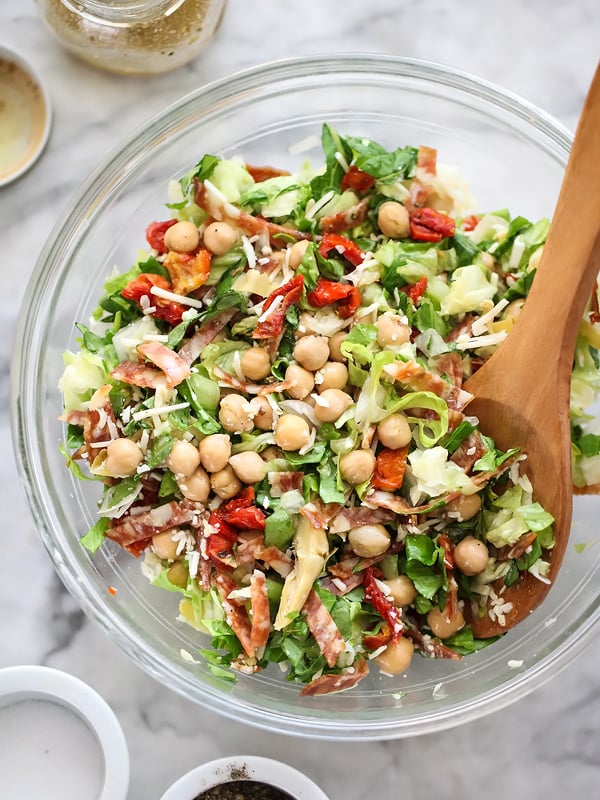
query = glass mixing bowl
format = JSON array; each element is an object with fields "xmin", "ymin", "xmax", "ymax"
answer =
[{"xmin": 12, "ymin": 55, "xmax": 600, "ymax": 739}]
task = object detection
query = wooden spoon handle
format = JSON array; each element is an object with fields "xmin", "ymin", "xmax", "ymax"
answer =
[{"xmin": 512, "ymin": 62, "xmax": 600, "ymax": 372}]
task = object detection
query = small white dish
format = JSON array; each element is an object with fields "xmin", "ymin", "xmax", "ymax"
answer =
[
  {"xmin": 0, "ymin": 45, "xmax": 52, "ymax": 187},
  {"xmin": 0, "ymin": 665, "xmax": 129, "ymax": 799},
  {"xmin": 160, "ymin": 755, "xmax": 330, "ymax": 800}
]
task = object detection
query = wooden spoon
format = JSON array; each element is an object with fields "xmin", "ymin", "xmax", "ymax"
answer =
[{"xmin": 464, "ymin": 63, "xmax": 600, "ymax": 638}]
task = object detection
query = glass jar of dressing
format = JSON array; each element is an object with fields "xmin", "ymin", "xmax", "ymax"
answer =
[{"xmin": 35, "ymin": 0, "xmax": 227, "ymax": 75}]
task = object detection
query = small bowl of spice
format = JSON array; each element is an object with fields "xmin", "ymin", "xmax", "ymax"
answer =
[{"xmin": 160, "ymin": 756, "xmax": 330, "ymax": 800}]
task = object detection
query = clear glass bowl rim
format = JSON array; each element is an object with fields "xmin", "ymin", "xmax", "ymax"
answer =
[{"xmin": 13, "ymin": 53, "xmax": 593, "ymax": 741}]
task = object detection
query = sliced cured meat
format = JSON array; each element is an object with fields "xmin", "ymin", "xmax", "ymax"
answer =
[
  {"xmin": 302, "ymin": 589, "xmax": 346, "ymax": 667},
  {"xmin": 178, "ymin": 308, "xmax": 238, "ymax": 366},
  {"xmin": 137, "ymin": 341, "xmax": 191, "ymax": 388},
  {"xmin": 300, "ymin": 658, "xmax": 369, "ymax": 696},
  {"xmin": 107, "ymin": 499, "xmax": 203, "ymax": 547},
  {"xmin": 214, "ymin": 572, "xmax": 255, "ymax": 658},
  {"xmin": 250, "ymin": 570, "xmax": 271, "ymax": 650}
]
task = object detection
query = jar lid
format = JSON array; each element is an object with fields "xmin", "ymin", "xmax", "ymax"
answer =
[
  {"xmin": 0, "ymin": 666, "xmax": 129, "ymax": 799},
  {"xmin": 0, "ymin": 46, "xmax": 52, "ymax": 187}
]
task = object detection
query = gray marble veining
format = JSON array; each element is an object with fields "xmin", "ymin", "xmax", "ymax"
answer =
[{"xmin": 2, "ymin": 1, "xmax": 600, "ymax": 798}]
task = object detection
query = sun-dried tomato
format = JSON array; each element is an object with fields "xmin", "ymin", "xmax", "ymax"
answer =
[
  {"xmin": 341, "ymin": 165, "xmax": 376, "ymax": 194},
  {"xmin": 226, "ymin": 506, "xmax": 267, "ymax": 531},
  {"xmin": 318, "ymin": 233, "xmax": 365, "ymax": 267},
  {"xmin": 253, "ymin": 275, "xmax": 304, "ymax": 339},
  {"xmin": 164, "ymin": 248, "xmax": 211, "ymax": 296},
  {"xmin": 362, "ymin": 622, "xmax": 392, "ymax": 651},
  {"xmin": 306, "ymin": 278, "xmax": 361, "ymax": 319},
  {"xmin": 121, "ymin": 273, "xmax": 186, "ymax": 326},
  {"xmin": 409, "ymin": 208, "xmax": 456, "ymax": 243},
  {"xmin": 400, "ymin": 276, "xmax": 428, "ymax": 305},
  {"xmin": 209, "ymin": 487, "xmax": 266, "ymax": 537},
  {"xmin": 461, "ymin": 214, "xmax": 480, "ymax": 232},
  {"xmin": 371, "ymin": 447, "xmax": 409, "ymax": 491},
  {"xmin": 364, "ymin": 568, "xmax": 403, "ymax": 640},
  {"xmin": 145, "ymin": 219, "xmax": 178, "ymax": 253}
]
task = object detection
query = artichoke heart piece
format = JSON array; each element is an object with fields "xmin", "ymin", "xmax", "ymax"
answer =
[{"xmin": 274, "ymin": 516, "xmax": 329, "ymax": 630}]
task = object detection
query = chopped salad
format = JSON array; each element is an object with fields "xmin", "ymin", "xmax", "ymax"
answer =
[{"xmin": 60, "ymin": 124, "xmax": 600, "ymax": 695}]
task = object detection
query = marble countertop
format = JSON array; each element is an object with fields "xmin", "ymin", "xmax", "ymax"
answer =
[{"xmin": 2, "ymin": 1, "xmax": 600, "ymax": 798}]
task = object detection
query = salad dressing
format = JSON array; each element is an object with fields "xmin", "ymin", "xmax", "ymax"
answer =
[
  {"xmin": 0, "ymin": 699, "xmax": 104, "ymax": 798},
  {"xmin": 0, "ymin": 56, "xmax": 48, "ymax": 184}
]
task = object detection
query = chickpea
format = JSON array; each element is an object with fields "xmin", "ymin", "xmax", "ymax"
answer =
[
  {"xmin": 198, "ymin": 433, "xmax": 232, "ymax": 473},
  {"xmin": 376, "ymin": 312, "xmax": 411, "ymax": 348},
  {"xmin": 288, "ymin": 239, "xmax": 310, "ymax": 269},
  {"xmin": 316, "ymin": 361, "xmax": 349, "ymax": 392},
  {"xmin": 166, "ymin": 440, "xmax": 200, "ymax": 478},
  {"xmin": 503, "ymin": 299, "xmax": 525, "ymax": 321},
  {"xmin": 340, "ymin": 450, "xmax": 376, "ymax": 485},
  {"xmin": 275, "ymin": 414, "xmax": 311, "ymax": 451},
  {"xmin": 375, "ymin": 637, "xmax": 414, "ymax": 675},
  {"xmin": 382, "ymin": 575, "xmax": 417, "ymax": 607},
  {"xmin": 285, "ymin": 364, "xmax": 315, "ymax": 400},
  {"xmin": 348, "ymin": 524, "xmax": 391, "ymax": 558},
  {"xmin": 218, "ymin": 393, "xmax": 254, "ymax": 433},
  {"xmin": 314, "ymin": 388, "xmax": 353, "ymax": 423},
  {"xmin": 178, "ymin": 466, "xmax": 211, "ymax": 503},
  {"xmin": 210, "ymin": 465, "xmax": 243, "ymax": 499},
  {"xmin": 105, "ymin": 438, "xmax": 143, "ymax": 477},
  {"xmin": 293, "ymin": 335, "xmax": 330, "ymax": 372},
  {"xmin": 328, "ymin": 331, "xmax": 347, "ymax": 362},
  {"xmin": 167, "ymin": 561, "xmax": 188, "ymax": 588},
  {"xmin": 163, "ymin": 220, "xmax": 200, "ymax": 253},
  {"xmin": 427, "ymin": 606, "xmax": 465, "ymax": 639},
  {"xmin": 251, "ymin": 396, "xmax": 274, "ymax": 431},
  {"xmin": 445, "ymin": 492, "xmax": 482, "ymax": 522},
  {"xmin": 152, "ymin": 529, "xmax": 180, "ymax": 561},
  {"xmin": 377, "ymin": 201, "xmax": 410, "ymax": 239},
  {"xmin": 261, "ymin": 446, "xmax": 281, "ymax": 462},
  {"xmin": 454, "ymin": 536, "xmax": 489, "ymax": 576},
  {"xmin": 229, "ymin": 452, "xmax": 268, "ymax": 484},
  {"xmin": 377, "ymin": 413, "xmax": 412, "ymax": 449},
  {"xmin": 203, "ymin": 221, "xmax": 238, "ymax": 255},
  {"xmin": 241, "ymin": 347, "xmax": 271, "ymax": 382}
]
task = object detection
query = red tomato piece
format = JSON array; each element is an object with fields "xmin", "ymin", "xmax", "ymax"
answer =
[
  {"xmin": 409, "ymin": 208, "xmax": 456, "ymax": 243},
  {"xmin": 225, "ymin": 506, "xmax": 267, "ymax": 531},
  {"xmin": 462, "ymin": 214, "xmax": 480, "ymax": 232},
  {"xmin": 121, "ymin": 273, "xmax": 186, "ymax": 326},
  {"xmin": 341, "ymin": 165, "xmax": 376, "ymax": 194},
  {"xmin": 318, "ymin": 233, "xmax": 365, "ymax": 267},
  {"xmin": 306, "ymin": 278, "xmax": 361, "ymax": 318},
  {"xmin": 364, "ymin": 568, "xmax": 403, "ymax": 640},
  {"xmin": 362, "ymin": 622, "xmax": 392, "ymax": 651},
  {"xmin": 253, "ymin": 275, "xmax": 304, "ymax": 339},
  {"xmin": 400, "ymin": 276, "xmax": 428, "ymax": 305},
  {"xmin": 371, "ymin": 447, "xmax": 409, "ymax": 492},
  {"xmin": 146, "ymin": 219, "xmax": 178, "ymax": 253}
]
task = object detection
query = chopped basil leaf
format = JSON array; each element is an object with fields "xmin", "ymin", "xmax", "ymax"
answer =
[
  {"xmin": 80, "ymin": 518, "xmax": 109, "ymax": 553},
  {"xmin": 146, "ymin": 431, "xmax": 174, "ymax": 469},
  {"xmin": 264, "ymin": 505, "xmax": 295, "ymax": 551}
]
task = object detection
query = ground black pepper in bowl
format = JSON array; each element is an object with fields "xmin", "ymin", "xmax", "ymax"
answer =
[{"xmin": 194, "ymin": 780, "xmax": 295, "ymax": 799}]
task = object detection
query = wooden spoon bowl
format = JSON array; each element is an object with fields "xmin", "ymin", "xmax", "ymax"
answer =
[{"xmin": 465, "ymin": 62, "xmax": 600, "ymax": 637}]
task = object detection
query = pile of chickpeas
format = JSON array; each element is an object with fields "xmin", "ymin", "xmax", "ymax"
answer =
[{"xmin": 103, "ymin": 207, "xmax": 496, "ymax": 675}]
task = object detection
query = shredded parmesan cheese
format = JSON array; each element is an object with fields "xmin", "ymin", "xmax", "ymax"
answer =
[
  {"xmin": 150, "ymin": 285, "xmax": 204, "ymax": 308},
  {"xmin": 132, "ymin": 401, "xmax": 190, "ymax": 422}
]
